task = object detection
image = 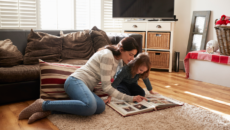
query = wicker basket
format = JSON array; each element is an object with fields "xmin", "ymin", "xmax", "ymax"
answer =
[
  {"xmin": 147, "ymin": 32, "xmax": 170, "ymax": 49},
  {"xmin": 215, "ymin": 26, "xmax": 230, "ymax": 56},
  {"xmin": 148, "ymin": 51, "xmax": 169, "ymax": 69},
  {"xmin": 124, "ymin": 31, "xmax": 145, "ymax": 48}
]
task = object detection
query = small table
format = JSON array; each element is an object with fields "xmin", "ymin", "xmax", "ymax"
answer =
[{"xmin": 184, "ymin": 50, "xmax": 230, "ymax": 88}]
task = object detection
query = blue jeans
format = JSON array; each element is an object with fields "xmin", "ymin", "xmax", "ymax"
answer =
[
  {"xmin": 42, "ymin": 76, "xmax": 105, "ymax": 116},
  {"xmin": 117, "ymin": 81, "xmax": 145, "ymax": 97}
]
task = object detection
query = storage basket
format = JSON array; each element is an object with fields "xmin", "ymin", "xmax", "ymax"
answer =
[
  {"xmin": 148, "ymin": 51, "xmax": 169, "ymax": 69},
  {"xmin": 147, "ymin": 32, "xmax": 170, "ymax": 49},
  {"xmin": 124, "ymin": 31, "xmax": 146, "ymax": 48},
  {"xmin": 215, "ymin": 26, "xmax": 230, "ymax": 56}
]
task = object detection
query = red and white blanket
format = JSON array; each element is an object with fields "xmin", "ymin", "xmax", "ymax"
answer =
[{"xmin": 184, "ymin": 50, "xmax": 230, "ymax": 78}]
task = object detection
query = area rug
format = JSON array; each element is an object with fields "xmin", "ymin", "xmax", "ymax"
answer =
[{"xmin": 48, "ymin": 91, "xmax": 230, "ymax": 130}]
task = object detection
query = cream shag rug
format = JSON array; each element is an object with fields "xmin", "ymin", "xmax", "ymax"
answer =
[{"xmin": 48, "ymin": 92, "xmax": 230, "ymax": 130}]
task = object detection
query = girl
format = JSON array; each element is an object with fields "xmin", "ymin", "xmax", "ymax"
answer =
[
  {"xmin": 105, "ymin": 53, "xmax": 157, "ymax": 103},
  {"xmin": 18, "ymin": 37, "xmax": 147, "ymax": 124}
]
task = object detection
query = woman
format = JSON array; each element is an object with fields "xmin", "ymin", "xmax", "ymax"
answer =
[{"xmin": 18, "ymin": 37, "xmax": 147, "ymax": 124}]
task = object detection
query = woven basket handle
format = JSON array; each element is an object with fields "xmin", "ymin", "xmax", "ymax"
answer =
[{"xmin": 215, "ymin": 19, "xmax": 218, "ymax": 25}]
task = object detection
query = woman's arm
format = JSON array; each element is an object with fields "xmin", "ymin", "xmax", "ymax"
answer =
[{"xmin": 99, "ymin": 55, "xmax": 133, "ymax": 102}]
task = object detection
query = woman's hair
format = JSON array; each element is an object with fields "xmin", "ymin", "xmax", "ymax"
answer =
[
  {"xmin": 127, "ymin": 53, "xmax": 151, "ymax": 79},
  {"xmin": 105, "ymin": 37, "xmax": 139, "ymax": 56}
]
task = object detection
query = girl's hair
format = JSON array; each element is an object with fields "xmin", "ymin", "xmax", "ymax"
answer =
[
  {"xmin": 127, "ymin": 53, "xmax": 151, "ymax": 79},
  {"xmin": 105, "ymin": 37, "xmax": 139, "ymax": 56}
]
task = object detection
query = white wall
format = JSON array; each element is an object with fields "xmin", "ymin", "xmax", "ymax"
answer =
[
  {"xmin": 191, "ymin": 0, "xmax": 230, "ymax": 41},
  {"xmin": 174, "ymin": 0, "xmax": 192, "ymax": 69},
  {"xmin": 174, "ymin": 0, "xmax": 230, "ymax": 69}
]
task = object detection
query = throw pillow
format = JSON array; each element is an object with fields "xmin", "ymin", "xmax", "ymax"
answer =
[
  {"xmin": 0, "ymin": 39, "xmax": 23, "ymax": 67},
  {"xmin": 90, "ymin": 29, "xmax": 110, "ymax": 52},
  {"xmin": 60, "ymin": 30, "xmax": 95, "ymax": 59},
  {"xmin": 91, "ymin": 26, "xmax": 112, "ymax": 45},
  {"xmin": 24, "ymin": 29, "xmax": 63, "ymax": 65},
  {"xmin": 39, "ymin": 59, "xmax": 108, "ymax": 101}
]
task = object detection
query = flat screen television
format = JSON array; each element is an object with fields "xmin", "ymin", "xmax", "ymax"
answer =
[{"xmin": 113, "ymin": 0, "xmax": 175, "ymax": 19}]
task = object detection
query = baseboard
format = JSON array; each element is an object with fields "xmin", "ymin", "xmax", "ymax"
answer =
[
  {"xmin": 179, "ymin": 60, "xmax": 184, "ymax": 70},
  {"xmin": 172, "ymin": 59, "xmax": 184, "ymax": 71}
]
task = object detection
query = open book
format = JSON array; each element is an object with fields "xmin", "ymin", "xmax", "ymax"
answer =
[{"xmin": 107, "ymin": 94, "xmax": 183, "ymax": 117}]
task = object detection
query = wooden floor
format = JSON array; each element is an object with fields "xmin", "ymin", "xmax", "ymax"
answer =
[{"xmin": 1, "ymin": 70, "xmax": 230, "ymax": 130}]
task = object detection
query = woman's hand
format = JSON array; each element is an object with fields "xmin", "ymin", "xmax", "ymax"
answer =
[
  {"xmin": 103, "ymin": 96, "xmax": 112, "ymax": 104},
  {"xmin": 133, "ymin": 95, "xmax": 148, "ymax": 102},
  {"xmin": 149, "ymin": 90, "xmax": 158, "ymax": 94}
]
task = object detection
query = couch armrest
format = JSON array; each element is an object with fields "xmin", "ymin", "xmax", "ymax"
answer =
[{"xmin": 106, "ymin": 33, "xmax": 142, "ymax": 53}]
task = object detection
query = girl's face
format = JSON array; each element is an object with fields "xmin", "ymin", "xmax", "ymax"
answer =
[
  {"xmin": 136, "ymin": 65, "xmax": 148, "ymax": 74},
  {"xmin": 120, "ymin": 49, "xmax": 137, "ymax": 64}
]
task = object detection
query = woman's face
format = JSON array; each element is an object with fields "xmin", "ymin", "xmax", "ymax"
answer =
[
  {"xmin": 120, "ymin": 49, "xmax": 137, "ymax": 64},
  {"xmin": 136, "ymin": 65, "xmax": 148, "ymax": 74}
]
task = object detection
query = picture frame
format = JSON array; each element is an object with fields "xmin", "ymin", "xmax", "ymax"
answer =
[{"xmin": 186, "ymin": 11, "xmax": 211, "ymax": 53}]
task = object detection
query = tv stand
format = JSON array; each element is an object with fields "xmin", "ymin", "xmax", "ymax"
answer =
[
  {"xmin": 148, "ymin": 19, "xmax": 178, "ymax": 21},
  {"xmin": 122, "ymin": 21, "xmax": 176, "ymax": 72}
]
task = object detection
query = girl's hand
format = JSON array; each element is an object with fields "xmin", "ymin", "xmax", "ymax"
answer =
[
  {"xmin": 103, "ymin": 96, "xmax": 112, "ymax": 104},
  {"xmin": 133, "ymin": 95, "xmax": 148, "ymax": 102},
  {"xmin": 149, "ymin": 90, "xmax": 158, "ymax": 94}
]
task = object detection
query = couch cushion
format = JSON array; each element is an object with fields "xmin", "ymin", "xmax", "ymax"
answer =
[
  {"xmin": 60, "ymin": 30, "xmax": 95, "ymax": 59},
  {"xmin": 39, "ymin": 59, "xmax": 108, "ymax": 100},
  {"xmin": 59, "ymin": 59, "xmax": 88, "ymax": 65},
  {"xmin": 0, "ymin": 64, "xmax": 40, "ymax": 83},
  {"xmin": 107, "ymin": 33, "xmax": 143, "ymax": 53},
  {"xmin": 91, "ymin": 26, "xmax": 112, "ymax": 45},
  {"xmin": 24, "ymin": 29, "xmax": 63, "ymax": 65},
  {"xmin": 90, "ymin": 27, "xmax": 110, "ymax": 51},
  {"xmin": 0, "ymin": 39, "xmax": 23, "ymax": 67}
]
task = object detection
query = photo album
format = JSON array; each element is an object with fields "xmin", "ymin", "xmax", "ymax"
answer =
[{"xmin": 107, "ymin": 94, "xmax": 183, "ymax": 117}]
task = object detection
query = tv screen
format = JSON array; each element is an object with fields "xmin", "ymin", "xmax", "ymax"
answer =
[{"xmin": 113, "ymin": 0, "xmax": 174, "ymax": 18}]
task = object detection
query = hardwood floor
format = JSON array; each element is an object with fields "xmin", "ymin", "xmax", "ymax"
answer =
[{"xmin": 0, "ymin": 70, "xmax": 230, "ymax": 130}]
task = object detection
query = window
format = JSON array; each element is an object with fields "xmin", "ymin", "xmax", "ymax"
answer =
[
  {"xmin": 103, "ymin": 0, "xmax": 123, "ymax": 32},
  {"xmin": 39, "ymin": 0, "xmax": 101, "ymax": 30},
  {"xmin": 39, "ymin": 0, "xmax": 74, "ymax": 29},
  {"xmin": 76, "ymin": 0, "xmax": 101, "ymax": 30},
  {"xmin": 0, "ymin": 0, "xmax": 123, "ymax": 32},
  {"xmin": 0, "ymin": 0, "xmax": 37, "ymax": 29}
]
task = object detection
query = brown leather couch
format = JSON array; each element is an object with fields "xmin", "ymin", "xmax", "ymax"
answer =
[{"xmin": 0, "ymin": 29, "xmax": 142, "ymax": 105}]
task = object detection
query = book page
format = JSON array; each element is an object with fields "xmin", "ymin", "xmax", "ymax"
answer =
[
  {"xmin": 105, "ymin": 93, "xmax": 183, "ymax": 116},
  {"xmin": 145, "ymin": 94, "xmax": 183, "ymax": 108},
  {"xmin": 108, "ymin": 99, "xmax": 155, "ymax": 116}
]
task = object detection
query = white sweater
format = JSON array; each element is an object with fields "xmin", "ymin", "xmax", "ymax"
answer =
[{"xmin": 71, "ymin": 49, "xmax": 133, "ymax": 102}]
